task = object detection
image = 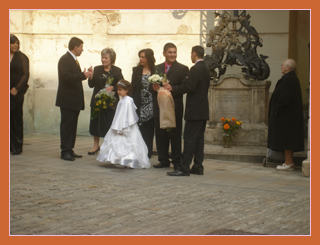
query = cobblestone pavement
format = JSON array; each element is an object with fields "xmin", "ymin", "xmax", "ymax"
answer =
[{"xmin": 10, "ymin": 134, "xmax": 310, "ymax": 235}]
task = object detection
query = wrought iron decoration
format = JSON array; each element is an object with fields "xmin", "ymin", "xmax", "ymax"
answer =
[{"xmin": 204, "ymin": 10, "xmax": 270, "ymax": 81}]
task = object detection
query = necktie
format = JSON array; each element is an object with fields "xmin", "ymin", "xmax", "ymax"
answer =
[
  {"xmin": 165, "ymin": 65, "xmax": 170, "ymax": 74},
  {"xmin": 76, "ymin": 59, "xmax": 80, "ymax": 69}
]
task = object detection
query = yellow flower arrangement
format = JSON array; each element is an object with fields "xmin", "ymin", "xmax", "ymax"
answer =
[{"xmin": 91, "ymin": 90, "xmax": 117, "ymax": 120}]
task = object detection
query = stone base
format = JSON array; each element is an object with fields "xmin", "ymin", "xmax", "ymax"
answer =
[
  {"xmin": 204, "ymin": 123, "xmax": 268, "ymax": 146},
  {"xmin": 302, "ymin": 153, "xmax": 310, "ymax": 177}
]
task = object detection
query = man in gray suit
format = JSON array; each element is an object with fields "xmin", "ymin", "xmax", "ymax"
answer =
[{"xmin": 165, "ymin": 45, "xmax": 210, "ymax": 176}]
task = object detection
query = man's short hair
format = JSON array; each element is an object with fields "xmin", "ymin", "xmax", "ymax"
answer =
[
  {"xmin": 68, "ymin": 37, "xmax": 84, "ymax": 51},
  {"xmin": 192, "ymin": 45, "xmax": 205, "ymax": 59},
  {"xmin": 163, "ymin": 43, "xmax": 177, "ymax": 52}
]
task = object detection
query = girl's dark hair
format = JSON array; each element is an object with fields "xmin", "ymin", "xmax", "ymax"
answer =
[
  {"xmin": 138, "ymin": 48, "xmax": 156, "ymax": 71},
  {"xmin": 116, "ymin": 79, "xmax": 133, "ymax": 97},
  {"xmin": 10, "ymin": 34, "xmax": 20, "ymax": 50}
]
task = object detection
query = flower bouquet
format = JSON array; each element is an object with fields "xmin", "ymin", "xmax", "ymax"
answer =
[
  {"xmin": 102, "ymin": 73, "xmax": 114, "ymax": 88},
  {"xmin": 148, "ymin": 73, "xmax": 167, "ymax": 85},
  {"xmin": 148, "ymin": 73, "xmax": 175, "ymax": 129},
  {"xmin": 221, "ymin": 117, "xmax": 242, "ymax": 148},
  {"xmin": 91, "ymin": 75, "xmax": 117, "ymax": 120},
  {"xmin": 91, "ymin": 90, "xmax": 117, "ymax": 120}
]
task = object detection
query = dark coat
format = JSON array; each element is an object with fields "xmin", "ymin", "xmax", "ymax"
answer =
[
  {"xmin": 171, "ymin": 60, "xmax": 210, "ymax": 121},
  {"xmin": 131, "ymin": 65, "xmax": 156, "ymax": 118},
  {"xmin": 152, "ymin": 61, "xmax": 189, "ymax": 118},
  {"xmin": 87, "ymin": 65, "xmax": 124, "ymax": 137},
  {"xmin": 55, "ymin": 52, "xmax": 86, "ymax": 111},
  {"xmin": 10, "ymin": 51, "xmax": 30, "ymax": 94},
  {"xmin": 267, "ymin": 71, "xmax": 304, "ymax": 152}
]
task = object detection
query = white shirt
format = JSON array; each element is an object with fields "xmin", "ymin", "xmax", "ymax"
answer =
[{"xmin": 68, "ymin": 50, "xmax": 77, "ymax": 61}]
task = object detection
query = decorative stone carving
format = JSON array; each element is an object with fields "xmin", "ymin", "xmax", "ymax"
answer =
[
  {"xmin": 205, "ymin": 74, "xmax": 271, "ymax": 146},
  {"xmin": 204, "ymin": 10, "xmax": 270, "ymax": 82}
]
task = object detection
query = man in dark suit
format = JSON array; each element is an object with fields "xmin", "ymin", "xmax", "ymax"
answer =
[
  {"xmin": 166, "ymin": 46, "xmax": 210, "ymax": 176},
  {"xmin": 56, "ymin": 37, "xmax": 92, "ymax": 161},
  {"xmin": 152, "ymin": 43, "xmax": 189, "ymax": 170}
]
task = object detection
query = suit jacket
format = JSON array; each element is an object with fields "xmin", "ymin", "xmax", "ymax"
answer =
[
  {"xmin": 88, "ymin": 65, "xmax": 123, "ymax": 108},
  {"xmin": 131, "ymin": 65, "xmax": 156, "ymax": 118},
  {"xmin": 153, "ymin": 61, "xmax": 189, "ymax": 118},
  {"xmin": 172, "ymin": 60, "xmax": 210, "ymax": 121},
  {"xmin": 55, "ymin": 52, "xmax": 86, "ymax": 111}
]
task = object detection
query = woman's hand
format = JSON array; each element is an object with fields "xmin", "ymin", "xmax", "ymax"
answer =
[
  {"xmin": 106, "ymin": 86, "xmax": 114, "ymax": 92},
  {"xmin": 153, "ymin": 83, "xmax": 160, "ymax": 91},
  {"xmin": 10, "ymin": 87, "xmax": 18, "ymax": 96}
]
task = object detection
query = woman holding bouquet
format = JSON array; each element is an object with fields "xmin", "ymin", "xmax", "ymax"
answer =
[
  {"xmin": 131, "ymin": 48, "xmax": 156, "ymax": 158},
  {"xmin": 88, "ymin": 48, "xmax": 124, "ymax": 155}
]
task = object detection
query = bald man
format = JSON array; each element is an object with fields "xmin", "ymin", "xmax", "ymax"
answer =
[{"xmin": 267, "ymin": 59, "xmax": 305, "ymax": 170}]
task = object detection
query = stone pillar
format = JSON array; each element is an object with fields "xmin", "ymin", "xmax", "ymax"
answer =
[
  {"xmin": 302, "ymin": 105, "xmax": 310, "ymax": 177},
  {"xmin": 205, "ymin": 74, "xmax": 271, "ymax": 146}
]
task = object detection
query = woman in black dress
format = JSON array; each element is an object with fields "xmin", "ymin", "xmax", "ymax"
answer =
[
  {"xmin": 88, "ymin": 48, "xmax": 124, "ymax": 154},
  {"xmin": 132, "ymin": 48, "xmax": 156, "ymax": 158},
  {"xmin": 10, "ymin": 34, "xmax": 29, "ymax": 155}
]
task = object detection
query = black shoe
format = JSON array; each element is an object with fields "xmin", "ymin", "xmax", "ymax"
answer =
[
  {"xmin": 190, "ymin": 169, "xmax": 203, "ymax": 175},
  {"xmin": 88, "ymin": 147, "xmax": 100, "ymax": 155},
  {"xmin": 61, "ymin": 153, "xmax": 75, "ymax": 161},
  {"xmin": 153, "ymin": 162, "xmax": 170, "ymax": 168},
  {"xmin": 71, "ymin": 152, "xmax": 82, "ymax": 158},
  {"xmin": 167, "ymin": 170, "xmax": 190, "ymax": 176},
  {"xmin": 11, "ymin": 151, "xmax": 20, "ymax": 155}
]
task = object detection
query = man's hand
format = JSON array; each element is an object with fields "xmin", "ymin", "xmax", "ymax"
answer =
[
  {"xmin": 163, "ymin": 83, "xmax": 172, "ymax": 92},
  {"xmin": 84, "ymin": 68, "xmax": 92, "ymax": 78},
  {"xmin": 10, "ymin": 87, "xmax": 18, "ymax": 96}
]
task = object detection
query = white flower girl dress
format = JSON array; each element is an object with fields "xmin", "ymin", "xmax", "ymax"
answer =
[{"xmin": 97, "ymin": 96, "xmax": 151, "ymax": 169}]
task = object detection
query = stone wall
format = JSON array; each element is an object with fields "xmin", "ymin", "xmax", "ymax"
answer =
[{"xmin": 9, "ymin": 10, "xmax": 292, "ymax": 135}]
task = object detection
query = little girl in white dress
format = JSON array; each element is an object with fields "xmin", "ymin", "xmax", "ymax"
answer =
[{"xmin": 97, "ymin": 80, "xmax": 151, "ymax": 169}]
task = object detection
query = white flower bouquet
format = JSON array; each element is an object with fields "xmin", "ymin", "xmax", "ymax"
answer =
[{"xmin": 148, "ymin": 74, "xmax": 168, "ymax": 84}]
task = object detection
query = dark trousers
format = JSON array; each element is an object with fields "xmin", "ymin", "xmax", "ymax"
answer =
[
  {"xmin": 60, "ymin": 108, "xmax": 80, "ymax": 155},
  {"xmin": 178, "ymin": 120, "xmax": 207, "ymax": 173},
  {"xmin": 139, "ymin": 118, "xmax": 155, "ymax": 159},
  {"xmin": 154, "ymin": 117, "xmax": 182, "ymax": 167},
  {"xmin": 10, "ymin": 93, "xmax": 24, "ymax": 154}
]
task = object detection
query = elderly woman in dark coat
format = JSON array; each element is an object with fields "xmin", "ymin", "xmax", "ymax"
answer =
[
  {"xmin": 88, "ymin": 48, "xmax": 124, "ymax": 155},
  {"xmin": 131, "ymin": 49, "xmax": 156, "ymax": 158},
  {"xmin": 268, "ymin": 59, "xmax": 304, "ymax": 170},
  {"xmin": 10, "ymin": 34, "xmax": 30, "ymax": 155}
]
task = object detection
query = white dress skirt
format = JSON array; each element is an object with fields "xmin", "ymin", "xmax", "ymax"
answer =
[{"xmin": 97, "ymin": 96, "xmax": 151, "ymax": 169}]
